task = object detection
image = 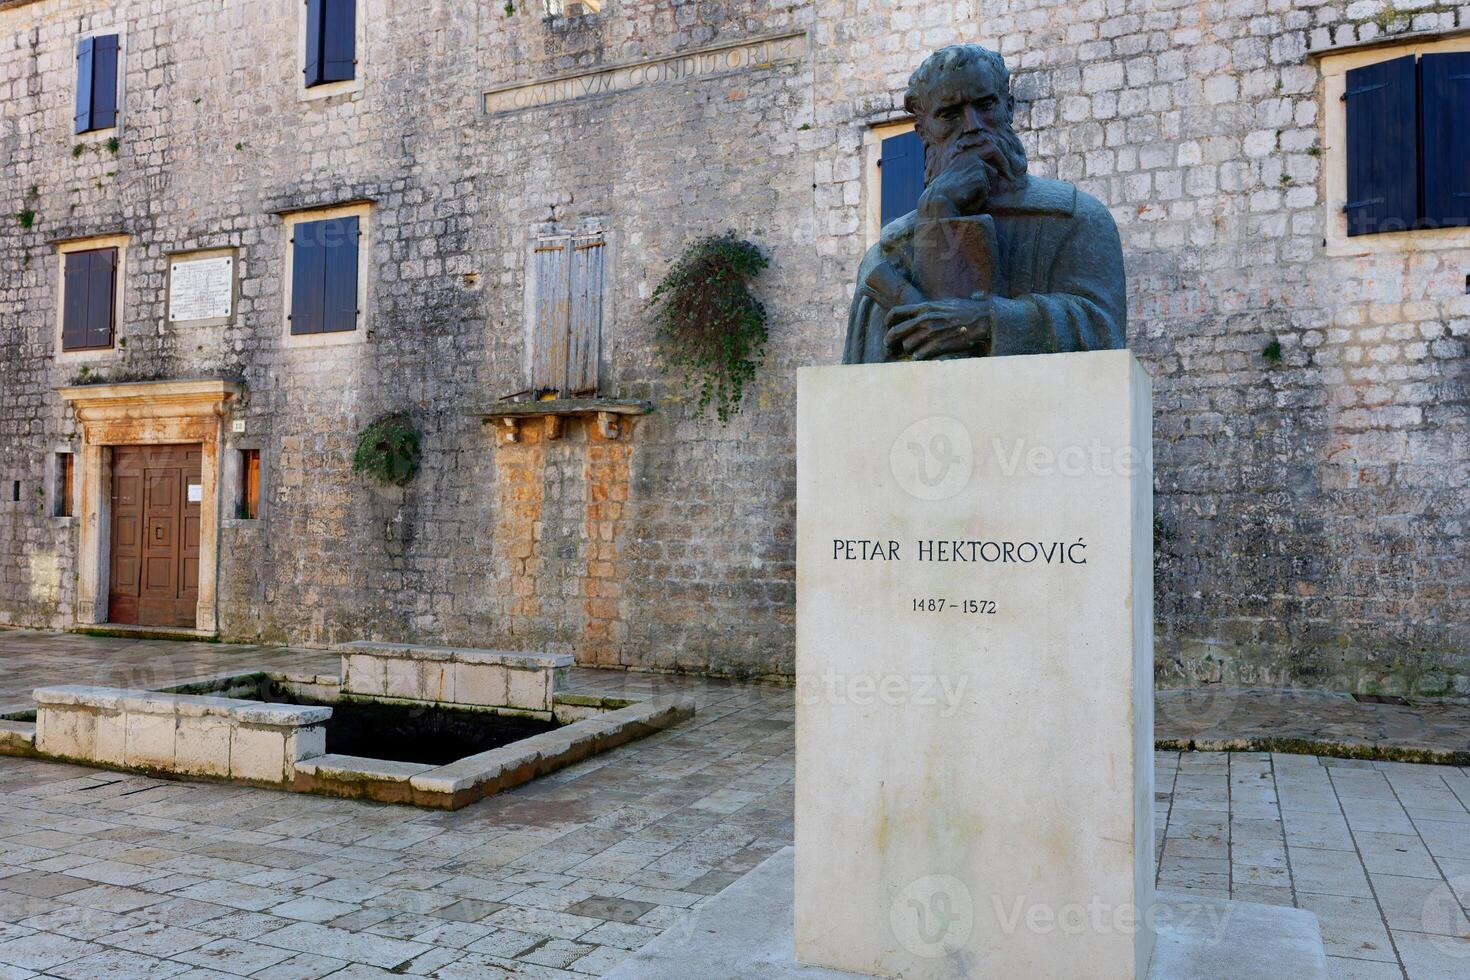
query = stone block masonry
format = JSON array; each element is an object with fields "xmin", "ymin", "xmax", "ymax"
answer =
[
  {"xmin": 338, "ymin": 640, "xmax": 571, "ymax": 715},
  {"xmin": 33, "ymin": 685, "xmax": 329, "ymax": 784},
  {"xmin": 0, "ymin": 0, "xmax": 1465, "ymax": 691}
]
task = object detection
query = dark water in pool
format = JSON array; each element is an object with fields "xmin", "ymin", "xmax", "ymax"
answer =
[{"xmin": 259, "ymin": 680, "xmax": 558, "ymax": 766}]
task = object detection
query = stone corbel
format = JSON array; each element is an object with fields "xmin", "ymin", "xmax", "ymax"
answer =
[{"xmin": 477, "ymin": 398, "xmax": 652, "ymax": 444}]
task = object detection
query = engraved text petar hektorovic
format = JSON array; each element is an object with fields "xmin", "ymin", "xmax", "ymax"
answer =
[{"xmin": 830, "ymin": 537, "xmax": 1090, "ymax": 614}]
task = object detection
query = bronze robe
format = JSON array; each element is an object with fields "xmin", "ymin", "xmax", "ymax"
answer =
[{"xmin": 843, "ymin": 175, "xmax": 1127, "ymax": 364}]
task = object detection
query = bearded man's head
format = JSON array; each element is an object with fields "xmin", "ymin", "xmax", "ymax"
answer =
[{"xmin": 904, "ymin": 45, "xmax": 1029, "ymax": 195}]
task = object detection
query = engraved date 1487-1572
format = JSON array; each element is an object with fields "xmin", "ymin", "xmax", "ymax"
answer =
[{"xmin": 912, "ymin": 599, "xmax": 998, "ymax": 614}]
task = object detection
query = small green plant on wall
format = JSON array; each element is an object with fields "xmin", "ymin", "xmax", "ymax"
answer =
[
  {"xmin": 353, "ymin": 412, "xmax": 420, "ymax": 487},
  {"xmin": 648, "ymin": 231, "xmax": 770, "ymax": 423}
]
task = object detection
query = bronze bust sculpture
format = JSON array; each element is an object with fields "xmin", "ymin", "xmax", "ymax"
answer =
[{"xmin": 845, "ymin": 45, "xmax": 1127, "ymax": 363}]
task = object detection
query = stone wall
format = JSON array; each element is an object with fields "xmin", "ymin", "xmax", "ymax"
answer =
[{"xmin": 0, "ymin": 0, "xmax": 1465, "ymax": 691}]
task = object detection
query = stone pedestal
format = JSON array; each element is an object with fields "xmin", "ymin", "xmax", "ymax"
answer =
[{"xmin": 795, "ymin": 350, "xmax": 1155, "ymax": 979}]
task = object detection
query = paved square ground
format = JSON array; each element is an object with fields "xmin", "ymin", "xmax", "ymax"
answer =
[{"xmin": 0, "ymin": 631, "xmax": 1467, "ymax": 978}]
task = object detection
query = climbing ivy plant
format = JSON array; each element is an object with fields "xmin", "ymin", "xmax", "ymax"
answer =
[
  {"xmin": 648, "ymin": 232, "xmax": 769, "ymax": 423},
  {"xmin": 353, "ymin": 412, "xmax": 420, "ymax": 487}
]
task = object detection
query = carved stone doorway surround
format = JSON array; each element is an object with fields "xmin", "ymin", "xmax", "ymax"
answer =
[{"xmin": 58, "ymin": 379, "xmax": 241, "ymax": 633}]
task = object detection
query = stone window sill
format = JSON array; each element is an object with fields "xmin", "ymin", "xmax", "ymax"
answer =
[{"xmin": 477, "ymin": 398, "xmax": 652, "ymax": 443}]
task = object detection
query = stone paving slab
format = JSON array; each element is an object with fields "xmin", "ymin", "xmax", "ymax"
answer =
[
  {"xmin": 5, "ymin": 630, "xmax": 1467, "ymax": 764},
  {"xmin": 605, "ymin": 848, "xmax": 1331, "ymax": 980},
  {"xmin": 1, "ymin": 630, "xmax": 1468, "ymax": 978},
  {"xmin": 0, "ymin": 630, "xmax": 339, "ymax": 714},
  {"xmin": 1156, "ymin": 687, "xmax": 1470, "ymax": 766}
]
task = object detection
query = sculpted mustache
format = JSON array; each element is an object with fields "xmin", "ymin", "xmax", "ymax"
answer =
[{"xmin": 924, "ymin": 127, "xmax": 1028, "ymax": 184}]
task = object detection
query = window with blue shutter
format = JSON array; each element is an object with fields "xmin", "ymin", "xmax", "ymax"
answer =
[
  {"xmin": 879, "ymin": 130, "xmax": 926, "ymax": 229},
  {"xmin": 305, "ymin": 0, "xmax": 356, "ymax": 88},
  {"xmin": 290, "ymin": 217, "xmax": 359, "ymax": 335},
  {"xmin": 74, "ymin": 34, "xmax": 119, "ymax": 134},
  {"xmin": 1420, "ymin": 52, "xmax": 1470, "ymax": 230},
  {"xmin": 62, "ymin": 248, "xmax": 117, "ymax": 351},
  {"xmin": 1344, "ymin": 51, "xmax": 1470, "ymax": 235}
]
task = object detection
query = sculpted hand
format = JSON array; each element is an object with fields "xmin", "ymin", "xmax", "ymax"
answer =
[
  {"xmin": 884, "ymin": 298, "xmax": 992, "ymax": 360},
  {"xmin": 917, "ymin": 154, "xmax": 991, "ymax": 220}
]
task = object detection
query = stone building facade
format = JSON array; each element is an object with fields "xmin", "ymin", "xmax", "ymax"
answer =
[{"xmin": 0, "ymin": 0, "xmax": 1465, "ymax": 692}]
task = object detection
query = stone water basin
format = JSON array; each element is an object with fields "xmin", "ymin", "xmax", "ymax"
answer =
[{"xmin": 0, "ymin": 643, "xmax": 694, "ymax": 809}]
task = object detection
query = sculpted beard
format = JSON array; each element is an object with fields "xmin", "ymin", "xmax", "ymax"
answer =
[{"xmin": 923, "ymin": 120, "xmax": 1029, "ymax": 205}]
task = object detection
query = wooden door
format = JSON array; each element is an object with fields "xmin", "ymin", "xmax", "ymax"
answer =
[{"xmin": 109, "ymin": 445, "xmax": 203, "ymax": 627}]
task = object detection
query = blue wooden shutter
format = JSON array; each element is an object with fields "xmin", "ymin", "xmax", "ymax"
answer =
[
  {"xmin": 880, "ymin": 130, "xmax": 926, "ymax": 229},
  {"xmin": 322, "ymin": 0, "xmax": 356, "ymax": 83},
  {"xmin": 322, "ymin": 216, "xmax": 359, "ymax": 333},
  {"xmin": 531, "ymin": 238, "xmax": 570, "ymax": 392},
  {"xmin": 62, "ymin": 252, "xmax": 90, "ymax": 350},
  {"xmin": 1344, "ymin": 56, "xmax": 1419, "ymax": 237},
  {"xmin": 1420, "ymin": 52, "xmax": 1470, "ymax": 230},
  {"xmin": 91, "ymin": 35, "xmax": 119, "ymax": 130},
  {"xmin": 304, "ymin": 0, "xmax": 324, "ymax": 86},
  {"xmin": 290, "ymin": 220, "xmax": 326, "ymax": 334},
  {"xmin": 85, "ymin": 248, "xmax": 117, "ymax": 349},
  {"xmin": 62, "ymin": 249, "xmax": 116, "ymax": 350},
  {"xmin": 74, "ymin": 37, "xmax": 94, "ymax": 133},
  {"xmin": 567, "ymin": 234, "xmax": 605, "ymax": 394}
]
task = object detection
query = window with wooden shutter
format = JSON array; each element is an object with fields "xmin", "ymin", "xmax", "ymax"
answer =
[
  {"xmin": 290, "ymin": 217, "xmax": 359, "ymax": 335},
  {"xmin": 236, "ymin": 449, "xmax": 261, "ymax": 520},
  {"xmin": 879, "ymin": 130, "xmax": 926, "ymax": 229},
  {"xmin": 1420, "ymin": 52, "xmax": 1470, "ymax": 230},
  {"xmin": 1344, "ymin": 55, "xmax": 1418, "ymax": 237},
  {"xmin": 54, "ymin": 453, "xmax": 75, "ymax": 518},
  {"xmin": 61, "ymin": 247, "xmax": 117, "ymax": 351},
  {"xmin": 1341, "ymin": 49, "xmax": 1470, "ymax": 238},
  {"xmin": 75, "ymin": 34, "xmax": 119, "ymax": 134},
  {"xmin": 532, "ymin": 232, "xmax": 605, "ymax": 395},
  {"xmin": 305, "ymin": 0, "xmax": 355, "ymax": 87}
]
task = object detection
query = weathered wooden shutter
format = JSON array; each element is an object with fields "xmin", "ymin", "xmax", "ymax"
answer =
[
  {"xmin": 91, "ymin": 35, "xmax": 119, "ymax": 130},
  {"xmin": 567, "ymin": 235, "xmax": 604, "ymax": 394},
  {"xmin": 304, "ymin": 0, "xmax": 324, "ymax": 86},
  {"xmin": 322, "ymin": 0, "xmax": 356, "ymax": 82},
  {"xmin": 1344, "ymin": 56, "xmax": 1419, "ymax": 237},
  {"xmin": 531, "ymin": 234, "xmax": 604, "ymax": 395},
  {"xmin": 880, "ymin": 130, "xmax": 926, "ymax": 229},
  {"xmin": 531, "ymin": 237, "xmax": 570, "ymax": 392},
  {"xmin": 74, "ymin": 37, "xmax": 94, "ymax": 133},
  {"xmin": 86, "ymin": 248, "xmax": 117, "ymax": 349},
  {"xmin": 62, "ymin": 251, "xmax": 90, "ymax": 350},
  {"xmin": 290, "ymin": 220, "xmax": 325, "ymax": 335},
  {"xmin": 322, "ymin": 216, "xmax": 359, "ymax": 333},
  {"xmin": 1420, "ymin": 52, "xmax": 1470, "ymax": 230}
]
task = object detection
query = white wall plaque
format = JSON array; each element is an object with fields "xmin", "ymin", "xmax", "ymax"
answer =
[{"xmin": 168, "ymin": 255, "xmax": 233, "ymax": 322}]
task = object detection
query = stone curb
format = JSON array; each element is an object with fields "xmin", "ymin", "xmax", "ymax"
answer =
[
  {"xmin": 336, "ymin": 641, "xmax": 573, "ymax": 669},
  {"xmin": 294, "ymin": 754, "xmax": 435, "ymax": 780},
  {"xmin": 415, "ymin": 695, "xmax": 695, "ymax": 805},
  {"xmin": 1156, "ymin": 736, "xmax": 1470, "ymax": 767},
  {"xmin": 33, "ymin": 685, "xmax": 331, "ymax": 726},
  {"xmin": 294, "ymin": 694, "xmax": 696, "ymax": 809},
  {"xmin": 0, "ymin": 720, "xmax": 37, "ymax": 757}
]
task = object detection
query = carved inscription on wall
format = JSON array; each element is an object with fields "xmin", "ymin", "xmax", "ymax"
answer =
[{"xmin": 484, "ymin": 31, "xmax": 806, "ymax": 116}]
